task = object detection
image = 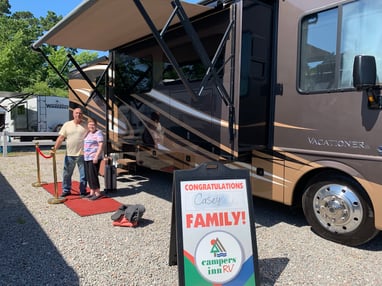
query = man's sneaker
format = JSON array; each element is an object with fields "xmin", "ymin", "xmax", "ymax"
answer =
[
  {"xmin": 60, "ymin": 192, "xmax": 71, "ymax": 198},
  {"xmin": 80, "ymin": 193, "xmax": 89, "ymax": 198}
]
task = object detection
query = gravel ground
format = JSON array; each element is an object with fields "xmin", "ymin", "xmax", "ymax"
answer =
[{"xmin": 0, "ymin": 150, "xmax": 381, "ymax": 286}]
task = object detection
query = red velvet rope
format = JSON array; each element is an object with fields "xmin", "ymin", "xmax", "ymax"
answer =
[{"xmin": 36, "ymin": 146, "xmax": 53, "ymax": 159}]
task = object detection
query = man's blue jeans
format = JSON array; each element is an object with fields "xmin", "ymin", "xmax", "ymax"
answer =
[{"xmin": 62, "ymin": 155, "xmax": 87, "ymax": 195}]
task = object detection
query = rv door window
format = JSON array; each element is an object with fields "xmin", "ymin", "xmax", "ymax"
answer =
[{"xmin": 299, "ymin": 9, "xmax": 337, "ymax": 92}]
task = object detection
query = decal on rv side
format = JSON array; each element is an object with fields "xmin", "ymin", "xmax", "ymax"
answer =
[
  {"xmin": 46, "ymin": 104, "xmax": 69, "ymax": 109},
  {"xmin": 308, "ymin": 137, "xmax": 369, "ymax": 149}
]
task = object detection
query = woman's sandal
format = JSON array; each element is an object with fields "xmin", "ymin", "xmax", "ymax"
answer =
[{"xmin": 89, "ymin": 194, "xmax": 102, "ymax": 201}]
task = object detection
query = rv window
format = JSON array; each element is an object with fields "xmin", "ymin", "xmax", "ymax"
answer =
[
  {"xmin": 340, "ymin": 0, "xmax": 382, "ymax": 87},
  {"xmin": 240, "ymin": 31, "xmax": 252, "ymax": 96},
  {"xmin": 0, "ymin": 113, "xmax": 5, "ymax": 131},
  {"xmin": 11, "ymin": 105, "xmax": 26, "ymax": 119},
  {"xmin": 114, "ymin": 53, "xmax": 153, "ymax": 96},
  {"xmin": 299, "ymin": 0, "xmax": 382, "ymax": 92},
  {"xmin": 162, "ymin": 61, "xmax": 207, "ymax": 84},
  {"xmin": 299, "ymin": 8, "xmax": 337, "ymax": 92}
]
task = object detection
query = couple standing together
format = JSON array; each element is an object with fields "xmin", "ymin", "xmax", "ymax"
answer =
[{"xmin": 53, "ymin": 108, "xmax": 104, "ymax": 200}]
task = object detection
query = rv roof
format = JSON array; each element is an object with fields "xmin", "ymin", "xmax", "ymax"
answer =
[
  {"xmin": 0, "ymin": 91, "xmax": 30, "ymax": 99},
  {"xmin": 32, "ymin": 0, "xmax": 212, "ymax": 51}
]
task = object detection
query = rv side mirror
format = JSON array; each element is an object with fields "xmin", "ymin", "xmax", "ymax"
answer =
[{"xmin": 353, "ymin": 55, "xmax": 376, "ymax": 90}]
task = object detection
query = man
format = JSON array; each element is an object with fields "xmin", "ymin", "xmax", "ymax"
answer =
[{"xmin": 53, "ymin": 107, "xmax": 87, "ymax": 197}]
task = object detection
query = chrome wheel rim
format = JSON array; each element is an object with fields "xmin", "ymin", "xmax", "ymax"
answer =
[{"xmin": 313, "ymin": 184, "xmax": 363, "ymax": 233}]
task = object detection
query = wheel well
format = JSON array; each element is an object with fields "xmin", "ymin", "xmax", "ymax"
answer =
[
  {"xmin": 53, "ymin": 124, "xmax": 63, "ymax": 132},
  {"xmin": 292, "ymin": 167, "xmax": 357, "ymax": 209}
]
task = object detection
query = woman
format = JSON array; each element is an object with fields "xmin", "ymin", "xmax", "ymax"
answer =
[
  {"xmin": 83, "ymin": 117, "xmax": 104, "ymax": 200},
  {"xmin": 142, "ymin": 111, "xmax": 164, "ymax": 148}
]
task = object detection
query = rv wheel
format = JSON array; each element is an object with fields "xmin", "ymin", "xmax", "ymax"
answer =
[{"xmin": 302, "ymin": 172, "xmax": 378, "ymax": 246}]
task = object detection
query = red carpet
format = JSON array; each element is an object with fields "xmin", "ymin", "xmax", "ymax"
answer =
[{"xmin": 42, "ymin": 181, "xmax": 121, "ymax": 217}]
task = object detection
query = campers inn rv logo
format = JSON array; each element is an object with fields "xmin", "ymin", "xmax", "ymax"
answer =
[{"xmin": 194, "ymin": 231, "xmax": 243, "ymax": 284}]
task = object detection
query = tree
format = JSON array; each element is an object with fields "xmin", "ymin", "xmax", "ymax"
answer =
[
  {"xmin": 0, "ymin": 1, "xmax": 99, "ymax": 96},
  {"xmin": 0, "ymin": 0, "xmax": 10, "ymax": 16},
  {"xmin": 0, "ymin": 13, "xmax": 43, "ymax": 91}
]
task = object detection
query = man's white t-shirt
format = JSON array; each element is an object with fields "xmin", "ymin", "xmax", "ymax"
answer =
[{"xmin": 59, "ymin": 120, "xmax": 87, "ymax": 156}]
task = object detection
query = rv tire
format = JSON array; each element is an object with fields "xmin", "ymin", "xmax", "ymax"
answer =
[{"xmin": 302, "ymin": 172, "xmax": 379, "ymax": 246}]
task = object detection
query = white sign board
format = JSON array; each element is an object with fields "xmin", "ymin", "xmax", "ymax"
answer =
[{"xmin": 169, "ymin": 162, "xmax": 259, "ymax": 285}]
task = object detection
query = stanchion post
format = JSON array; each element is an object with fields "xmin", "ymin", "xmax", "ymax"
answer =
[
  {"xmin": 32, "ymin": 142, "xmax": 47, "ymax": 187},
  {"xmin": 48, "ymin": 147, "xmax": 66, "ymax": 204}
]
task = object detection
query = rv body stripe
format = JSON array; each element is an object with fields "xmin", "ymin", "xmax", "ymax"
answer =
[
  {"xmin": 130, "ymin": 92, "xmax": 238, "ymax": 157},
  {"xmin": 226, "ymin": 161, "xmax": 287, "ymax": 187},
  {"xmin": 117, "ymin": 96, "xmax": 226, "ymax": 161},
  {"xmin": 146, "ymin": 89, "xmax": 236, "ymax": 129},
  {"xmin": 274, "ymin": 121, "xmax": 315, "ymax": 131},
  {"xmin": 275, "ymin": 146, "xmax": 382, "ymax": 162}
]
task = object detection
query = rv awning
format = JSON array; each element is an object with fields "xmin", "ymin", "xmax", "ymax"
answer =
[
  {"xmin": 32, "ymin": 0, "xmax": 212, "ymax": 51},
  {"xmin": 0, "ymin": 92, "xmax": 32, "ymax": 112}
]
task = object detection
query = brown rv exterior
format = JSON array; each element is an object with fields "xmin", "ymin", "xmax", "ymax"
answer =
[{"xmin": 35, "ymin": 0, "xmax": 382, "ymax": 246}]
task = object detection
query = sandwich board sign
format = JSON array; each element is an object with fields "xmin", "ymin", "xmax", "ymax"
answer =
[{"xmin": 169, "ymin": 162, "xmax": 259, "ymax": 285}]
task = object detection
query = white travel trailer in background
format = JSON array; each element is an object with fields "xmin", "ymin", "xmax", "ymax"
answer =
[{"xmin": 0, "ymin": 92, "xmax": 69, "ymax": 138}]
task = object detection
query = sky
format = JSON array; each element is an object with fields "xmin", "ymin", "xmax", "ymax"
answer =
[{"xmin": 9, "ymin": 0, "xmax": 83, "ymax": 18}]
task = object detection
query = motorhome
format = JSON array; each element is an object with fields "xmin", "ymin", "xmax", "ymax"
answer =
[
  {"xmin": 33, "ymin": 0, "xmax": 382, "ymax": 246},
  {"xmin": 0, "ymin": 92, "xmax": 69, "ymax": 137}
]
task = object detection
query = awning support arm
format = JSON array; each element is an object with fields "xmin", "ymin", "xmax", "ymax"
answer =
[
  {"xmin": 171, "ymin": 0, "xmax": 231, "ymax": 106},
  {"xmin": 133, "ymin": 0, "xmax": 198, "ymax": 101},
  {"xmin": 66, "ymin": 54, "xmax": 111, "ymax": 109},
  {"xmin": 134, "ymin": 0, "xmax": 237, "ymax": 149},
  {"xmin": 134, "ymin": 0, "xmax": 233, "ymax": 106},
  {"xmin": 198, "ymin": 19, "xmax": 234, "ymax": 102},
  {"xmin": 0, "ymin": 93, "xmax": 33, "ymax": 112},
  {"xmin": 31, "ymin": 46, "xmax": 87, "ymax": 107}
]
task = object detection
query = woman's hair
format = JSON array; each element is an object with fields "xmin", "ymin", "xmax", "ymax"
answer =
[
  {"xmin": 151, "ymin": 112, "xmax": 160, "ymax": 122},
  {"xmin": 88, "ymin": 117, "xmax": 97, "ymax": 125}
]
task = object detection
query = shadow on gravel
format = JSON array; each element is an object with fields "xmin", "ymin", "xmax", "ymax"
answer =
[
  {"xmin": 252, "ymin": 196, "xmax": 307, "ymax": 228},
  {"xmin": 0, "ymin": 173, "xmax": 78, "ymax": 285},
  {"xmin": 258, "ymin": 257, "xmax": 289, "ymax": 286},
  {"xmin": 107, "ymin": 168, "xmax": 173, "ymax": 202},
  {"xmin": 356, "ymin": 232, "xmax": 382, "ymax": 251}
]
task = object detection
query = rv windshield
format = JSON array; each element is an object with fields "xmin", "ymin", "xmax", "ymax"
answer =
[{"xmin": 299, "ymin": 0, "xmax": 382, "ymax": 92}]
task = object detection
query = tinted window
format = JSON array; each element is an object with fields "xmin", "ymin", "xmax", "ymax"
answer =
[
  {"xmin": 114, "ymin": 53, "xmax": 153, "ymax": 96},
  {"xmin": 299, "ymin": 0, "xmax": 382, "ymax": 92}
]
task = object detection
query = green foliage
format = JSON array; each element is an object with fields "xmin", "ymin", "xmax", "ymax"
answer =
[
  {"xmin": 0, "ymin": 0, "xmax": 100, "ymax": 97},
  {"xmin": 75, "ymin": 51, "xmax": 100, "ymax": 66},
  {"xmin": 23, "ymin": 81, "xmax": 68, "ymax": 97},
  {"xmin": 0, "ymin": 0, "xmax": 11, "ymax": 15}
]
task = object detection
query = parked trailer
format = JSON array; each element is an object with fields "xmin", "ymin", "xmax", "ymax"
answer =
[
  {"xmin": 33, "ymin": 0, "xmax": 382, "ymax": 246},
  {"xmin": 0, "ymin": 92, "xmax": 69, "ymax": 140}
]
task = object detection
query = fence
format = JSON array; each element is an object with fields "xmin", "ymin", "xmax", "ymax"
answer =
[{"xmin": 1, "ymin": 131, "xmax": 65, "ymax": 157}]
